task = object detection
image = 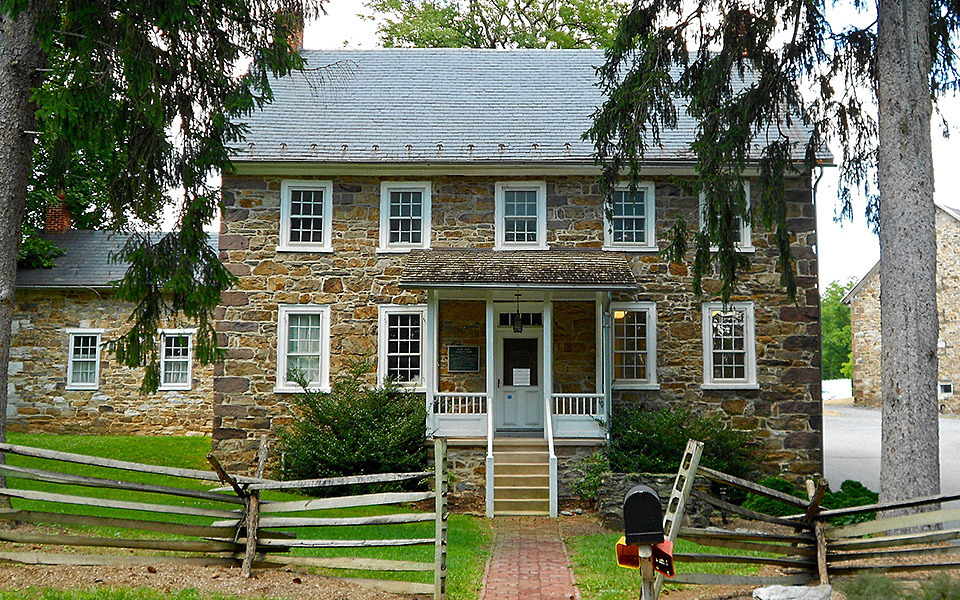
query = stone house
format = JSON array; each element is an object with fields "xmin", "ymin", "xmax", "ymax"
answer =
[
  {"xmin": 214, "ymin": 48, "xmax": 824, "ymax": 517},
  {"xmin": 9, "ymin": 210, "xmax": 216, "ymax": 436},
  {"xmin": 843, "ymin": 204, "xmax": 960, "ymax": 411}
]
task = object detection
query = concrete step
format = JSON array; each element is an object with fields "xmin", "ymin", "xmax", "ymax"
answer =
[
  {"xmin": 495, "ymin": 486, "xmax": 549, "ymax": 500},
  {"xmin": 493, "ymin": 438, "xmax": 548, "ymax": 450},
  {"xmin": 495, "ymin": 462, "xmax": 550, "ymax": 476},
  {"xmin": 494, "ymin": 498, "xmax": 550, "ymax": 514},
  {"xmin": 494, "ymin": 510, "xmax": 551, "ymax": 517},
  {"xmin": 494, "ymin": 474, "xmax": 549, "ymax": 487},
  {"xmin": 494, "ymin": 451, "xmax": 549, "ymax": 464}
]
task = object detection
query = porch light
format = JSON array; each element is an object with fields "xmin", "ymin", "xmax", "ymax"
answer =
[{"xmin": 513, "ymin": 293, "xmax": 523, "ymax": 333}]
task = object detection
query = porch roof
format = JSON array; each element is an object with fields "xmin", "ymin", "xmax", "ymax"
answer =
[{"xmin": 399, "ymin": 248, "xmax": 637, "ymax": 291}]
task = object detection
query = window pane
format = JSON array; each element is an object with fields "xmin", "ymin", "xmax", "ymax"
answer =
[
  {"xmin": 613, "ymin": 310, "xmax": 648, "ymax": 381},
  {"xmin": 161, "ymin": 335, "xmax": 191, "ymax": 386},
  {"xmin": 70, "ymin": 335, "xmax": 99, "ymax": 385},
  {"xmin": 386, "ymin": 312, "xmax": 422, "ymax": 383},
  {"xmin": 711, "ymin": 308, "xmax": 747, "ymax": 381},
  {"xmin": 286, "ymin": 313, "xmax": 322, "ymax": 384},
  {"xmin": 388, "ymin": 190, "xmax": 423, "ymax": 245},
  {"xmin": 503, "ymin": 189, "xmax": 539, "ymax": 244},
  {"xmin": 613, "ymin": 190, "xmax": 647, "ymax": 245},
  {"xmin": 288, "ymin": 189, "xmax": 325, "ymax": 244}
]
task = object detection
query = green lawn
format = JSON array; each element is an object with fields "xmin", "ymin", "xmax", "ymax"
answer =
[
  {"xmin": 566, "ymin": 533, "xmax": 767, "ymax": 600},
  {"xmin": 2, "ymin": 434, "xmax": 492, "ymax": 600}
]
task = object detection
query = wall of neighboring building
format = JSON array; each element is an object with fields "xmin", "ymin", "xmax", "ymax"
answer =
[
  {"xmin": 214, "ymin": 173, "xmax": 821, "ymax": 481},
  {"xmin": 9, "ymin": 288, "xmax": 214, "ymax": 435},
  {"xmin": 849, "ymin": 209, "xmax": 960, "ymax": 411}
]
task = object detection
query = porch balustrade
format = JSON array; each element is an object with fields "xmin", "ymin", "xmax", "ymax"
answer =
[
  {"xmin": 552, "ymin": 393, "xmax": 605, "ymax": 417},
  {"xmin": 433, "ymin": 393, "xmax": 487, "ymax": 414}
]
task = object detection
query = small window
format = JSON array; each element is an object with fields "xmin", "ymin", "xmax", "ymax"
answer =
[
  {"xmin": 379, "ymin": 182, "xmax": 432, "ymax": 251},
  {"xmin": 604, "ymin": 183, "xmax": 656, "ymax": 250},
  {"xmin": 160, "ymin": 330, "xmax": 195, "ymax": 391},
  {"xmin": 278, "ymin": 180, "xmax": 333, "ymax": 252},
  {"xmin": 67, "ymin": 330, "xmax": 103, "ymax": 390},
  {"xmin": 378, "ymin": 305, "xmax": 427, "ymax": 389},
  {"xmin": 702, "ymin": 301, "xmax": 758, "ymax": 388},
  {"xmin": 498, "ymin": 312, "xmax": 543, "ymax": 328},
  {"xmin": 495, "ymin": 182, "xmax": 547, "ymax": 249},
  {"xmin": 611, "ymin": 303, "xmax": 657, "ymax": 387},
  {"xmin": 699, "ymin": 182, "xmax": 753, "ymax": 250},
  {"xmin": 276, "ymin": 305, "xmax": 331, "ymax": 392},
  {"xmin": 940, "ymin": 383, "xmax": 954, "ymax": 396}
]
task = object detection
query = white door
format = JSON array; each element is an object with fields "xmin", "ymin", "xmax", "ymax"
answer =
[{"xmin": 495, "ymin": 331, "xmax": 544, "ymax": 431}]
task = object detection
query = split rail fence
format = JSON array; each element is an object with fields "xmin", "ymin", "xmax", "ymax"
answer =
[
  {"xmin": 663, "ymin": 439, "xmax": 960, "ymax": 591},
  {"xmin": 0, "ymin": 438, "xmax": 449, "ymax": 599}
]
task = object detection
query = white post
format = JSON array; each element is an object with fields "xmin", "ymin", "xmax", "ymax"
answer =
[
  {"xmin": 543, "ymin": 297, "xmax": 557, "ymax": 518},
  {"xmin": 485, "ymin": 295, "xmax": 495, "ymax": 518},
  {"xmin": 426, "ymin": 290, "xmax": 438, "ymax": 433},
  {"xmin": 602, "ymin": 292, "xmax": 613, "ymax": 434}
]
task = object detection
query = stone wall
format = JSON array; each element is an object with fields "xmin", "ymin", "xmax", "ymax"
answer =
[
  {"xmin": 9, "ymin": 288, "xmax": 213, "ymax": 435},
  {"xmin": 216, "ymin": 173, "xmax": 822, "ymax": 480},
  {"xmin": 598, "ymin": 472, "xmax": 713, "ymax": 529},
  {"xmin": 438, "ymin": 300, "xmax": 485, "ymax": 393},
  {"xmin": 849, "ymin": 207, "xmax": 960, "ymax": 412},
  {"xmin": 553, "ymin": 301, "xmax": 597, "ymax": 394}
]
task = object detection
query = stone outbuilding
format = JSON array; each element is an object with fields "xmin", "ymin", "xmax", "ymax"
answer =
[{"xmin": 843, "ymin": 204, "xmax": 960, "ymax": 411}]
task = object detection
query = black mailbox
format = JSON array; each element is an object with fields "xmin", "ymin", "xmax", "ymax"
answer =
[{"xmin": 623, "ymin": 485, "xmax": 664, "ymax": 545}]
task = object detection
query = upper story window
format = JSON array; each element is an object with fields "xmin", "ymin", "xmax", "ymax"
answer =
[
  {"xmin": 378, "ymin": 305, "xmax": 427, "ymax": 390},
  {"xmin": 159, "ymin": 329, "xmax": 195, "ymax": 391},
  {"xmin": 279, "ymin": 180, "xmax": 333, "ymax": 252},
  {"xmin": 611, "ymin": 302, "xmax": 658, "ymax": 388},
  {"xmin": 275, "ymin": 305, "xmax": 331, "ymax": 393},
  {"xmin": 699, "ymin": 182, "xmax": 753, "ymax": 251},
  {"xmin": 604, "ymin": 182, "xmax": 656, "ymax": 250},
  {"xmin": 379, "ymin": 182, "xmax": 431, "ymax": 252},
  {"xmin": 495, "ymin": 181, "xmax": 547, "ymax": 250},
  {"xmin": 66, "ymin": 329, "xmax": 103, "ymax": 391},
  {"xmin": 702, "ymin": 301, "xmax": 758, "ymax": 389}
]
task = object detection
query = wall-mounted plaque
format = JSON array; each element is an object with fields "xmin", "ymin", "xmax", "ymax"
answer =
[{"xmin": 447, "ymin": 345, "xmax": 481, "ymax": 373}]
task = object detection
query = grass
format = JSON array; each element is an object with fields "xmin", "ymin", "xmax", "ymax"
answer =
[
  {"xmin": 565, "ymin": 533, "xmax": 768, "ymax": 600},
  {"xmin": 0, "ymin": 590, "xmax": 279, "ymax": 600},
  {"xmin": 2, "ymin": 433, "xmax": 492, "ymax": 600}
]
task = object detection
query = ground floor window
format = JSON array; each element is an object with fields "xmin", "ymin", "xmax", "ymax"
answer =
[
  {"xmin": 159, "ymin": 329, "xmax": 195, "ymax": 391},
  {"xmin": 378, "ymin": 305, "xmax": 427, "ymax": 389},
  {"xmin": 611, "ymin": 302, "xmax": 657, "ymax": 387},
  {"xmin": 66, "ymin": 330, "xmax": 103, "ymax": 390},
  {"xmin": 275, "ymin": 305, "xmax": 331, "ymax": 392},
  {"xmin": 702, "ymin": 301, "xmax": 757, "ymax": 388}
]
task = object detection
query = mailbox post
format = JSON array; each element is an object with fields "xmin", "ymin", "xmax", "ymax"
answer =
[{"xmin": 616, "ymin": 485, "xmax": 671, "ymax": 600}]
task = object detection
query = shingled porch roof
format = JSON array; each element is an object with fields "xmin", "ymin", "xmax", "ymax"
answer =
[{"xmin": 399, "ymin": 248, "xmax": 637, "ymax": 291}]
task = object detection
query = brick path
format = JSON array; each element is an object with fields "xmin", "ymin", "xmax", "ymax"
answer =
[{"xmin": 480, "ymin": 517, "xmax": 579, "ymax": 600}]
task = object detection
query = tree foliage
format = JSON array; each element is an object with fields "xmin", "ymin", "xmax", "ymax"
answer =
[
  {"xmin": 1, "ymin": 0, "xmax": 321, "ymax": 391},
  {"xmin": 586, "ymin": 0, "xmax": 959, "ymax": 301},
  {"xmin": 365, "ymin": 0, "xmax": 628, "ymax": 48},
  {"xmin": 822, "ymin": 279, "xmax": 856, "ymax": 380}
]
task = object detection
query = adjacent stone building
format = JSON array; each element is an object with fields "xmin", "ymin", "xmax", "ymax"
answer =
[
  {"xmin": 213, "ymin": 49, "xmax": 825, "ymax": 516},
  {"xmin": 844, "ymin": 204, "xmax": 960, "ymax": 411},
  {"xmin": 9, "ymin": 226, "xmax": 216, "ymax": 435}
]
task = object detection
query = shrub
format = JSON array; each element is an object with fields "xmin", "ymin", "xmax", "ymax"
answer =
[
  {"xmin": 741, "ymin": 477, "xmax": 879, "ymax": 524},
  {"xmin": 571, "ymin": 451, "xmax": 610, "ymax": 502},
  {"xmin": 741, "ymin": 477, "xmax": 805, "ymax": 516},
  {"xmin": 921, "ymin": 574, "xmax": 960, "ymax": 600},
  {"xmin": 275, "ymin": 359, "xmax": 429, "ymax": 495},
  {"xmin": 606, "ymin": 406, "xmax": 758, "ymax": 480},
  {"xmin": 841, "ymin": 572, "xmax": 904, "ymax": 600}
]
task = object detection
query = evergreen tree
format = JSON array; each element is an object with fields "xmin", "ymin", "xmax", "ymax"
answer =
[{"xmin": 822, "ymin": 280, "xmax": 855, "ymax": 380}]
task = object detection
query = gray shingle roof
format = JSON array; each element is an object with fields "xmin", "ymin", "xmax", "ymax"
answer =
[
  {"xmin": 399, "ymin": 248, "xmax": 637, "ymax": 290},
  {"xmin": 235, "ymin": 49, "xmax": 818, "ymax": 165},
  {"xmin": 16, "ymin": 231, "xmax": 219, "ymax": 289}
]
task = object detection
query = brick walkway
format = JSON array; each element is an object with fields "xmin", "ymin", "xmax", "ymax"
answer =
[{"xmin": 480, "ymin": 517, "xmax": 579, "ymax": 600}]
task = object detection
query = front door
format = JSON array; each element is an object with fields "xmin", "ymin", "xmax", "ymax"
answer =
[{"xmin": 495, "ymin": 332, "xmax": 544, "ymax": 431}]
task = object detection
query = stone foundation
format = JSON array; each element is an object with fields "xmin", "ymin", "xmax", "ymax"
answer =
[{"xmin": 598, "ymin": 472, "xmax": 713, "ymax": 529}]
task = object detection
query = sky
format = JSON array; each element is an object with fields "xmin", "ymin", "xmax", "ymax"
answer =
[{"xmin": 300, "ymin": 0, "xmax": 960, "ymax": 292}]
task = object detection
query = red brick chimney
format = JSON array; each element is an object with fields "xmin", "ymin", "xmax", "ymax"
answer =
[{"xmin": 45, "ymin": 194, "xmax": 72, "ymax": 234}]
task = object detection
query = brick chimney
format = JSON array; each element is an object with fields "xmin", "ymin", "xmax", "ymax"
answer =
[{"xmin": 45, "ymin": 195, "xmax": 72, "ymax": 234}]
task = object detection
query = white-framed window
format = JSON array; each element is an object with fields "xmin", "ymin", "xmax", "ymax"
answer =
[
  {"xmin": 379, "ymin": 181, "xmax": 432, "ymax": 252},
  {"xmin": 378, "ymin": 305, "xmax": 427, "ymax": 390},
  {"xmin": 702, "ymin": 301, "xmax": 758, "ymax": 389},
  {"xmin": 275, "ymin": 305, "xmax": 331, "ymax": 393},
  {"xmin": 699, "ymin": 181, "xmax": 753, "ymax": 251},
  {"xmin": 604, "ymin": 182, "xmax": 656, "ymax": 250},
  {"xmin": 495, "ymin": 181, "xmax": 548, "ymax": 250},
  {"xmin": 159, "ymin": 329, "xmax": 195, "ymax": 391},
  {"xmin": 278, "ymin": 180, "xmax": 333, "ymax": 252},
  {"xmin": 66, "ymin": 329, "xmax": 103, "ymax": 390},
  {"xmin": 940, "ymin": 383, "xmax": 954, "ymax": 396},
  {"xmin": 611, "ymin": 302, "xmax": 658, "ymax": 388}
]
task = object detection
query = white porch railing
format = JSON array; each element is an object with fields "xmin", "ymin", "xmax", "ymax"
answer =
[
  {"xmin": 552, "ymin": 393, "xmax": 606, "ymax": 438},
  {"xmin": 553, "ymin": 393, "xmax": 605, "ymax": 417},
  {"xmin": 544, "ymin": 392, "xmax": 558, "ymax": 518},
  {"xmin": 433, "ymin": 393, "xmax": 487, "ymax": 414},
  {"xmin": 431, "ymin": 393, "xmax": 489, "ymax": 439}
]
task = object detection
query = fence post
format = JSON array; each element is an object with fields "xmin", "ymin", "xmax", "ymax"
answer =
[
  {"xmin": 242, "ymin": 436, "xmax": 269, "ymax": 578},
  {"xmin": 434, "ymin": 438, "xmax": 448, "ymax": 600}
]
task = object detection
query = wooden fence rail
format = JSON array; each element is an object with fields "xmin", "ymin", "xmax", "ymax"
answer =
[{"xmin": 0, "ymin": 438, "xmax": 448, "ymax": 599}]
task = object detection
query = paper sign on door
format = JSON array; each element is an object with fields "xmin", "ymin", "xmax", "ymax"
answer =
[{"xmin": 513, "ymin": 368, "xmax": 531, "ymax": 386}]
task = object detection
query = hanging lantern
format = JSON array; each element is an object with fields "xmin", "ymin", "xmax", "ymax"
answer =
[{"xmin": 512, "ymin": 293, "xmax": 523, "ymax": 333}]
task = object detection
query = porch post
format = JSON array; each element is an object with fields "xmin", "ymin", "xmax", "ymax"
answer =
[
  {"xmin": 595, "ymin": 292, "xmax": 603, "ymax": 397},
  {"xmin": 602, "ymin": 292, "xmax": 613, "ymax": 436},
  {"xmin": 543, "ymin": 296, "xmax": 553, "ymax": 439},
  {"xmin": 426, "ymin": 290, "xmax": 438, "ymax": 433},
  {"xmin": 485, "ymin": 294, "xmax": 495, "ymax": 518}
]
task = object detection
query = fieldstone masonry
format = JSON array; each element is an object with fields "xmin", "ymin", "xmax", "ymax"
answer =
[{"xmin": 214, "ymin": 173, "xmax": 822, "ymax": 485}]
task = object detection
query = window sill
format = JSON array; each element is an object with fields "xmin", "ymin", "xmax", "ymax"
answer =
[
  {"xmin": 65, "ymin": 384, "xmax": 99, "ymax": 391},
  {"xmin": 613, "ymin": 382, "xmax": 661, "ymax": 391},
  {"xmin": 495, "ymin": 245, "xmax": 550, "ymax": 251},
  {"xmin": 602, "ymin": 245, "xmax": 659, "ymax": 253},
  {"xmin": 159, "ymin": 385, "xmax": 192, "ymax": 392},
  {"xmin": 274, "ymin": 385, "xmax": 331, "ymax": 394},
  {"xmin": 376, "ymin": 247, "xmax": 431, "ymax": 254},
  {"xmin": 275, "ymin": 245, "xmax": 333, "ymax": 254},
  {"xmin": 702, "ymin": 383, "xmax": 760, "ymax": 390},
  {"xmin": 709, "ymin": 246, "xmax": 756, "ymax": 254}
]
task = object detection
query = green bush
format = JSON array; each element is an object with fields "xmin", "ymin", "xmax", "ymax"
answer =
[
  {"xmin": 841, "ymin": 572, "xmax": 904, "ymax": 600},
  {"xmin": 741, "ymin": 477, "xmax": 805, "ymax": 516},
  {"xmin": 921, "ymin": 574, "xmax": 960, "ymax": 600},
  {"xmin": 741, "ymin": 477, "xmax": 879, "ymax": 524},
  {"xmin": 606, "ymin": 406, "xmax": 758, "ymax": 480},
  {"xmin": 572, "ymin": 451, "xmax": 610, "ymax": 502},
  {"xmin": 275, "ymin": 359, "xmax": 429, "ymax": 495}
]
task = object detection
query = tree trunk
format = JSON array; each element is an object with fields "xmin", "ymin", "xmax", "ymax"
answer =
[
  {"xmin": 877, "ymin": 0, "xmax": 940, "ymax": 513},
  {"xmin": 0, "ymin": 6, "xmax": 45, "ymax": 500}
]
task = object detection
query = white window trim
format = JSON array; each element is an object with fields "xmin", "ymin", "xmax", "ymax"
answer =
[
  {"xmin": 610, "ymin": 302, "xmax": 658, "ymax": 389},
  {"xmin": 702, "ymin": 301, "xmax": 759, "ymax": 389},
  {"xmin": 66, "ymin": 329, "xmax": 104, "ymax": 391},
  {"xmin": 939, "ymin": 382, "xmax": 954, "ymax": 397},
  {"xmin": 159, "ymin": 328, "xmax": 196, "ymax": 391},
  {"xmin": 277, "ymin": 179, "xmax": 334, "ymax": 253},
  {"xmin": 603, "ymin": 182, "xmax": 657, "ymax": 251},
  {"xmin": 378, "ymin": 181, "xmax": 432, "ymax": 252},
  {"xmin": 698, "ymin": 182, "xmax": 755, "ymax": 253},
  {"xmin": 275, "ymin": 304, "xmax": 331, "ymax": 393},
  {"xmin": 494, "ymin": 181, "xmax": 548, "ymax": 250},
  {"xmin": 377, "ymin": 304, "xmax": 427, "ymax": 392}
]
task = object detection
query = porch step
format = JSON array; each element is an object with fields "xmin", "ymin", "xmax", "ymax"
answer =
[
  {"xmin": 492, "ymin": 451, "xmax": 549, "ymax": 464},
  {"xmin": 492, "ymin": 440, "xmax": 551, "ymax": 516},
  {"xmin": 494, "ymin": 498, "xmax": 550, "ymax": 514},
  {"xmin": 494, "ymin": 474, "xmax": 549, "ymax": 487},
  {"xmin": 495, "ymin": 486, "xmax": 549, "ymax": 500}
]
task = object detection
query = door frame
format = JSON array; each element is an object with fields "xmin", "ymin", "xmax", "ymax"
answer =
[{"xmin": 494, "ymin": 313, "xmax": 545, "ymax": 432}]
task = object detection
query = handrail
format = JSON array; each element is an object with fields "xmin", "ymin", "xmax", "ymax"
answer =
[
  {"xmin": 545, "ymin": 393, "xmax": 558, "ymax": 518},
  {"xmin": 485, "ymin": 394, "xmax": 495, "ymax": 518}
]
